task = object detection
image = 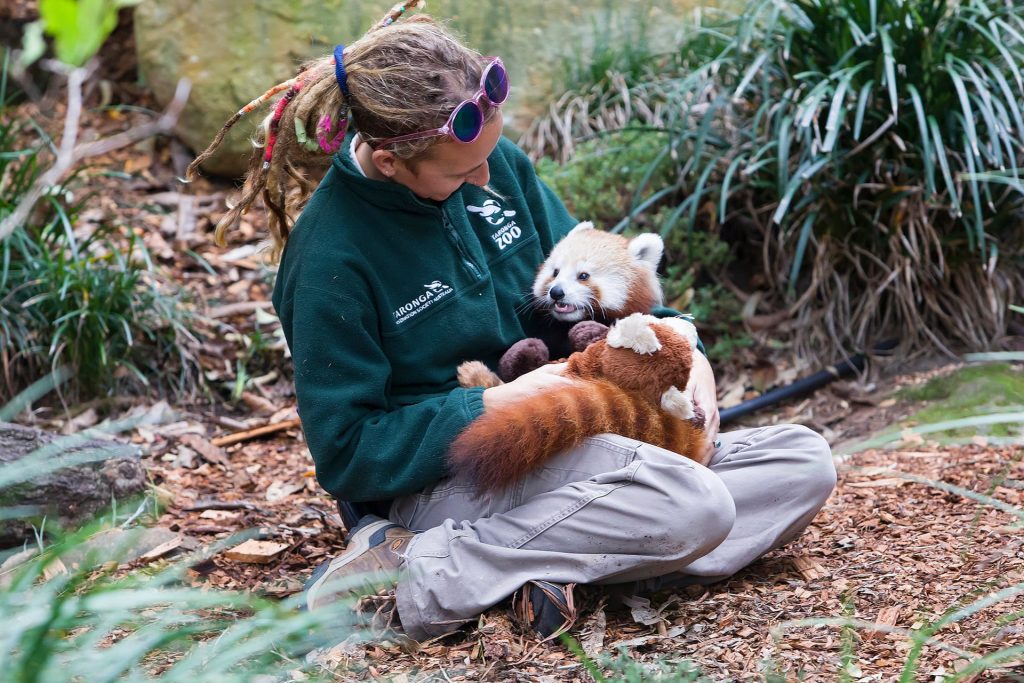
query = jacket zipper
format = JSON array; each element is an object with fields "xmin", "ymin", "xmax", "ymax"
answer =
[{"xmin": 441, "ymin": 208, "xmax": 482, "ymax": 279}]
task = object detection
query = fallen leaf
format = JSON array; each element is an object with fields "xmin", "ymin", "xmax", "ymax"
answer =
[
  {"xmin": 791, "ymin": 555, "xmax": 829, "ymax": 581},
  {"xmin": 199, "ymin": 509, "xmax": 241, "ymax": 522},
  {"xmin": 179, "ymin": 434, "xmax": 231, "ymax": 468},
  {"xmin": 223, "ymin": 539, "xmax": 289, "ymax": 564},
  {"xmin": 266, "ymin": 480, "xmax": 306, "ymax": 502},
  {"xmin": 580, "ymin": 600, "xmax": 607, "ymax": 658},
  {"xmin": 241, "ymin": 391, "xmax": 277, "ymax": 415},
  {"xmin": 139, "ymin": 536, "xmax": 184, "ymax": 563},
  {"xmin": 846, "ymin": 478, "xmax": 910, "ymax": 488}
]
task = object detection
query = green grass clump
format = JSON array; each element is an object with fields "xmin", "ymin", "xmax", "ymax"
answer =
[
  {"xmin": 898, "ymin": 363, "xmax": 1024, "ymax": 408},
  {"xmin": 564, "ymin": 637, "xmax": 711, "ymax": 682},
  {"xmin": 0, "ymin": 379, "xmax": 363, "ymax": 682},
  {"xmin": 838, "ymin": 362, "xmax": 1024, "ymax": 452},
  {"xmin": 1, "ymin": 221, "xmax": 198, "ymax": 400},
  {"xmin": 895, "ymin": 363, "xmax": 1024, "ymax": 441},
  {"xmin": 0, "ymin": 55, "xmax": 200, "ymax": 403},
  {"xmin": 0, "ymin": 519, "xmax": 361, "ymax": 683}
]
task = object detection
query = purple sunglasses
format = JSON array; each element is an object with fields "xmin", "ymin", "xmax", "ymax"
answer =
[{"xmin": 375, "ymin": 57, "xmax": 510, "ymax": 148}]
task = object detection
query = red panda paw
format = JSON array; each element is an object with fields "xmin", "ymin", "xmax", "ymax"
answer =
[
  {"xmin": 568, "ymin": 320, "xmax": 610, "ymax": 351},
  {"xmin": 457, "ymin": 361, "xmax": 503, "ymax": 389},
  {"xmin": 499, "ymin": 338, "xmax": 551, "ymax": 382}
]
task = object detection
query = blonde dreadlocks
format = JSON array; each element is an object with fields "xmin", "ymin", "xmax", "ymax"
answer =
[{"xmin": 186, "ymin": 1, "xmax": 495, "ymax": 263}]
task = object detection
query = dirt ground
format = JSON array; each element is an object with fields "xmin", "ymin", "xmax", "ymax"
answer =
[{"xmin": 6, "ymin": 43, "xmax": 1024, "ymax": 681}]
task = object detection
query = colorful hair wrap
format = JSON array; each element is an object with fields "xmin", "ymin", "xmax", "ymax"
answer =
[
  {"xmin": 375, "ymin": 1, "xmax": 426, "ymax": 30},
  {"xmin": 295, "ymin": 114, "xmax": 348, "ymax": 154},
  {"xmin": 294, "ymin": 118, "xmax": 321, "ymax": 152},
  {"xmin": 263, "ymin": 80, "xmax": 304, "ymax": 169},
  {"xmin": 316, "ymin": 114, "xmax": 348, "ymax": 154},
  {"xmin": 236, "ymin": 78, "xmax": 297, "ymax": 118},
  {"xmin": 333, "ymin": 44, "xmax": 350, "ymax": 97}
]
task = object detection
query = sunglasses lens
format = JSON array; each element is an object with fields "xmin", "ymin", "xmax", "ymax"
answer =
[
  {"xmin": 450, "ymin": 101, "xmax": 484, "ymax": 142},
  {"xmin": 484, "ymin": 63, "xmax": 510, "ymax": 104}
]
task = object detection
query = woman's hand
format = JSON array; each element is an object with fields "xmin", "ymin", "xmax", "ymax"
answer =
[
  {"xmin": 685, "ymin": 352, "xmax": 720, "ymax": 450},
  {"xmin": 482, "ymin": 362, "xmax": 576, "ymax": 411}
]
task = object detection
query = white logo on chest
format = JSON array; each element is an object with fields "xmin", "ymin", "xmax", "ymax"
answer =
[
  {"xmin": 467, "ymin": 198, "xmax": 523, "ymax": 250},
  {"xmin": 393, "ymin": 280, "xmax": 454, "ymax": 325}
]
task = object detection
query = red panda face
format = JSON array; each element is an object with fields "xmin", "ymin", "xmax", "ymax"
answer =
[
  {"xmin": 533, "ymin": 223, "xmax": 665, "ymax": 322},
  {"xmin": 535, "ymin": 257, "xmax": 605, "ymax": 322}
]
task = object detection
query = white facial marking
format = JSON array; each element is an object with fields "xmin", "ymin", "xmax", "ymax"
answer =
[{"xmin": 534, "ymin": 249, "xmax": 600, "ymax": 322}]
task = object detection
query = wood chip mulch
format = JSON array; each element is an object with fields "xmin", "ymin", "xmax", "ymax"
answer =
[{"xmin": 139, "ymin": 425, "xmax": 1024, "ymax": 682}]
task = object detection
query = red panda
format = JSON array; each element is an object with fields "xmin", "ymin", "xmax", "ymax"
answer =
[
  {"xmin": 457, "ymin": 222, "xmax": 666, "ymax": 388},
  {"xmin": 450, "ymin": 314, "xmax": 710, "ymax": 491}
]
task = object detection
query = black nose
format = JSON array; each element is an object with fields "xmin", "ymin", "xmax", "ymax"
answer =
[{"xmin": 550, "ymin": 285, "xmax": 565, "ymax": 301}]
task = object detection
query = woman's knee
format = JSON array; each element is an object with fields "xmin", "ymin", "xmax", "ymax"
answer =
[
  {"xmin": 644, "ymin": 460, "xmax": 736, "ymax": 560},
  {"xmin": 783, "ymin": 424, "xmax": 837, "ymax": 503}
]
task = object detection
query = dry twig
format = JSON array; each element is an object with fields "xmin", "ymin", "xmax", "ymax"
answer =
[{"xmin": 0, "ymin": 61, "xmax": 191, "ymax": 242}]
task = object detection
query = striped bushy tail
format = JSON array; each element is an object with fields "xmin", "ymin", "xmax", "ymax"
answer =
[{"xmin": 448, "ymin": 379, "xmax": 706, "ymax": 491}]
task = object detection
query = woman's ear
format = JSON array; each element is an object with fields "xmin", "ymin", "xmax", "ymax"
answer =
[{"xmin": 371, "ymin": 148, "xmax": 399, "ymax": 178}]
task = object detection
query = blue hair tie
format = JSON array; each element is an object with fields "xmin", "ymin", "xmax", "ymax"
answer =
[{"xmin": 334, "ymin": 44, "xmax": 350, "ymax": 98}]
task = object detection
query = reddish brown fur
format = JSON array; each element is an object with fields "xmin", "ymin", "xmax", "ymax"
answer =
[
  {"xmin": 609, "ymin": 276, "xmax": 657, "ymax": 317},
  {"xmin": 567, "ymin": 327, "xmax": 694, "ymax": 403},
  {"xmin": 449, "ymin": 319, "xmax": 708, "ymax": 491}
]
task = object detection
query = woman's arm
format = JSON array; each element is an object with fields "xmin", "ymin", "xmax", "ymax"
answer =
[{"xmin": 649, "ymin": 307, "xmax": 717, "ymax": 444}]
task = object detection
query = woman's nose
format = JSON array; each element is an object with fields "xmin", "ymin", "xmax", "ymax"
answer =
[{"xmin": 468, "ymin": 162, "xmax": 490, "ymax": 187}]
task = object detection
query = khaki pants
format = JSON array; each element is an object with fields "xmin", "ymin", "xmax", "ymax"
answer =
[{"xmin": 391, "ymin": 424, "xmax": 836, "ymax": 640}]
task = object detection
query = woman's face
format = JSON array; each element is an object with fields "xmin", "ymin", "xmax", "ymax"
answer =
[{"xmin": 379, "ymin": 117, "xmax": 503, "ymax": 202}]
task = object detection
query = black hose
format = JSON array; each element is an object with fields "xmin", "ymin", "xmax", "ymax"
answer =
[{"xmin": 719, "ymin": 339, "xmax": 898, "ymax": 425}]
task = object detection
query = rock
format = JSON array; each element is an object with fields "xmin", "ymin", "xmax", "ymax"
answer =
[
  {"xmin": 130, "ymin": 0, "xmax": 550, "ymax": 177},
  {"xmin": 133, "ymin": 0, "xmax": 368, "ymax": 178},
  {"xmin": 0, "ymin": 422, "xmax": 146, "ymax": 548}
]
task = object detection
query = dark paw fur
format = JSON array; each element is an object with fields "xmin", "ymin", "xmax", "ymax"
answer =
[
  {"xmin": 499, "ymin": 338, "xmax": 551, "ymax": 382},
  {"xmin": 568, "ymin": 321, "xmax": 609, "ymax": 352}
]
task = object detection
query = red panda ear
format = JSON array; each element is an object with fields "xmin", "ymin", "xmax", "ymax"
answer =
[
  {"xmin": 628, "ymin": 233, "xmax": 664, "ymax": 270},
  {"xmin": 568, "ymin": 221, "xmax": 595, "ymax": 235}
]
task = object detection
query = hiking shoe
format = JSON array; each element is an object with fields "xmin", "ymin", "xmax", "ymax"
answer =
[
  {"xmin": 512, "ymin": 580, "xmax": 579, "ymax": 641},
  {"xmin": 305, "ymin": 515, "xmax": 415, "ymax": 613}
]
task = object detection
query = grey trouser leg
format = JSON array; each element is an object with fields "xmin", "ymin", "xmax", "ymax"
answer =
[
  {"xmin": 390, "ymin": 424, "xmax": 835, "ymax": 640},
  {"xmin": 656, "ymin": 423, "xmax": 837, "ymax": 585}
]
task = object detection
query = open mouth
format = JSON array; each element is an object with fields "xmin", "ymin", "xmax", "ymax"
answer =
[{"xmin": 552, "ymin": 302, "xmax": 578, "ymax": 315}]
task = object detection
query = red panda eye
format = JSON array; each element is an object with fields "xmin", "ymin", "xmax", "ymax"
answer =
[
  {"xmin": 552, "ymin": 269, "xmax": 559, "ymax": 277},
  {"xmin": 578, "ymin": 272, "xmax": 590, "ymax": 281}
]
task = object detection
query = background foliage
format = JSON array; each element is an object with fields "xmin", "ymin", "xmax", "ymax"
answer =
[
  {"xmin": 0, "ymin": 45, "xmax": 198, "ymax": 403},
  {"xmin": 524, "ymin": 0, "xmax": 1024, "ymax": 362}
]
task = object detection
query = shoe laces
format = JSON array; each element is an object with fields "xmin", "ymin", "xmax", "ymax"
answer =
[{"xmin": 356, "ymin": 588, "xmax": 399, "ymax": 634}]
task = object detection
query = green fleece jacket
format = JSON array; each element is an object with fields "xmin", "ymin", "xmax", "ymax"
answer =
[
  {"xmin": 273, "ymin": 136, "xmax": 578, "ymax": 502},
  {"xmin": 273, "ymin": 135, "xmax": 702, "ymax": 503}
]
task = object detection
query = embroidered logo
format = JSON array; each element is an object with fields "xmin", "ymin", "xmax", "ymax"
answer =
[
  {"xmin": 467, "ymin": 198, "xmax": 517, "ymax": 226},
  {"xmin": 393, "ymin": 280, "xmax": 454, "ymax": 325},
  {"xmin": 467, "ymin": 198, "xmax": 523, "ymax": 250}
]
